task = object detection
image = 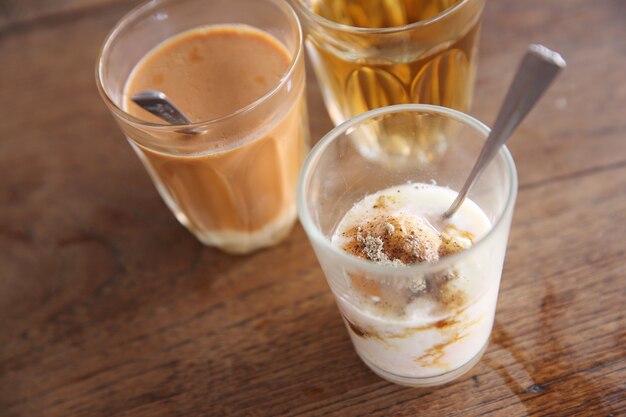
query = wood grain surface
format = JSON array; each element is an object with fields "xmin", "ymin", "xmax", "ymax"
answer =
[{"xmin": 1, "ymin": 0, "xmax": 625, "ymax": 416}]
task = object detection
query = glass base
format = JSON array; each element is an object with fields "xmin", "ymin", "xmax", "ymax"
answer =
[
  {"xmin": 193, "ymin": 206, "xmax": 297, "ymax": 255},
  {"xmin": 358, "ymin": 341, "xmax": 488, "ymax": 387}
]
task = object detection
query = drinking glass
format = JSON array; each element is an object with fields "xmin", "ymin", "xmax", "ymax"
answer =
[
  {"xmin": 96, "ymin": 0, "xmax": 309, "ymax": 254},
  {"xmin": 297, "ymin": 104, "xmax": 517, "ymax": 387},
  {"xmin": 292, "ymin": 0, "xmax": 485, "ymax": 125}
]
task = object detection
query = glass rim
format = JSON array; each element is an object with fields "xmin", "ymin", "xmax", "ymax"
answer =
[
  {"xmin": 95, "ymin": 0, "xmax": 303, "ymax": 131},
  {"xmin": 296, "ymin": 104, "xmax": 518, "ymax": 276},
  {"xmin": 292, "ymin": 0, "xmax": 470, "ymax": 35}
]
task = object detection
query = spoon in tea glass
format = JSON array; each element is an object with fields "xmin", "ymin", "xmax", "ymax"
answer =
[
  {"xmin": 443, "ymin": 44, "xmax": 566, "ymax": 218},
  {"xmin": 131, "ymin": 90, "xmax": 192, "ymax": 125}
]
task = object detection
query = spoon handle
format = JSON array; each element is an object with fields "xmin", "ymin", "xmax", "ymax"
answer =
[
  {"xmin": 131, "ymin": 90, "xmax": 192, "ymax": 125},
  {"xmin": 444, "ymin": 44, "xmax": 566, "ymax": 218}
]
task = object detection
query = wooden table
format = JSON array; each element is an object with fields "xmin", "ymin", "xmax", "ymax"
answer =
[{"xmin": 1, "ymin": 0, "xmax": 624, "ymax": 415}]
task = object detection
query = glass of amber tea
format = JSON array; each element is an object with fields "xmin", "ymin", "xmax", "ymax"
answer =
[{"xmin": 292, "ymin": 0, "xmax": 485, "ymax": 125}]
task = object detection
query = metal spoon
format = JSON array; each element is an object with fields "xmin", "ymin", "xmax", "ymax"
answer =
[
  {"xmin": 443, "ymin": 44, "xmax": 566, "ymax": 218},
  {"xmin": 131, "ymin": 90, "xmax": 192, "ymax": 125}
]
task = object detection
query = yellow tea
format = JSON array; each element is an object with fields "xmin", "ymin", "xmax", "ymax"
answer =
[
  {"xmin": 305, "ymin": 0, "xmax": 483, "ymax": 123},
  {"xmin": 313, "ymin": 0, "xmax": 460, "ymax": 28}
]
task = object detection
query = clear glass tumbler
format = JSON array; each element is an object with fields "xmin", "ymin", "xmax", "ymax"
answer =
[
  {"xmin": 96, "ymin": 0, "xmax": 309, "ymax": 254},
  {"xmin": 292, "ymin": 0, "xmax": 485, "ymax": 125},
  {"xmin": 297, "ymin": 104, "xmax": 517, "ymax": 387}
]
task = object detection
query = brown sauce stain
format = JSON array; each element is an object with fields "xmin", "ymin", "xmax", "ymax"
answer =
[
  {"xmin": 344, "ymin": 317, "xmax": 385, "ymax": 342},
  {"xmin": 413, "ymin": 315, "xmax": 483, "ymax": 368},
  {"xmin": 435, "ymin": 317, "xmax": 459, "ymax": 329},
  {"xmin": 343, "ymin": 307, "xmax": 479, "ymax": 348},
  {"xmin": 387, "ymin": 317, "xmax": 461, "ymax": 339},
  {"xmin": 414, "ymin": 335, "xmax": 466, "ymax": 369}
]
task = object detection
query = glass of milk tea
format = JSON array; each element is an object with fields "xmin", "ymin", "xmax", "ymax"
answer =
[
  {"xmin": 97, "ymin": 0, "xmax": 309, "ymax": 254},
  {"xmin": 297, "ymin": 104, "xmax": 517, "ymax": 387}
]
